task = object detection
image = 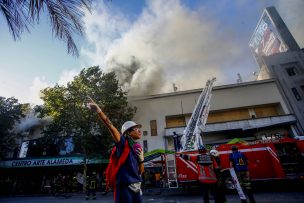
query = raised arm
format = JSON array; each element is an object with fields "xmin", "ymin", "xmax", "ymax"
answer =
[{"xmin": 87, "ymin": 97, "xmax": 121, "ymax": 143}]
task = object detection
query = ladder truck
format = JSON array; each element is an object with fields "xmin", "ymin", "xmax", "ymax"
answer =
[
  {"xmin": 163, "ymin": 78, "xmax": 249, "ymax": 201},
  {"xmin": 165, "ymin": 78, "xmax": 216, "ymax": 189},
  {"xmin": 161, "ymin": 78, "xmax": 304, "ymax": 195}
]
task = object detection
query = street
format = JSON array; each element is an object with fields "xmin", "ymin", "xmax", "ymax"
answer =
[{"xmin": 1, "ymin": 190, "xmax": 304, "ymax": 203}]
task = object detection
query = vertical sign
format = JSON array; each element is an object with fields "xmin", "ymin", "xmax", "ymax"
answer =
[{"xmin": 249, "ymin": 9, "xmax": 289, "ymax": 68}]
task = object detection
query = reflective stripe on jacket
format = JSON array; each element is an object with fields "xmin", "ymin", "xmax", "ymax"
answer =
[{"xmin": 197, "ymin": 164, "xmax": 217, "ymax": 184}]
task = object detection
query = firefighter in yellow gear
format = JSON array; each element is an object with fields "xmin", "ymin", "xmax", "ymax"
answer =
[
  {"xmin": 86, "ymin": 172, "xmax": 97, "ymax": 200},
  {"xmin": 72, "ymin": 176, "xmax": 78, "ymax": 192}
]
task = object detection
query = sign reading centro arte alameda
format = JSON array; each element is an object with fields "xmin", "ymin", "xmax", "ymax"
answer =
[
  {"xmin": 249, "ymin": 10, "xmax": 288, "ymax": 58},
  {"xmin": 0, "ymin": 156, "xmax": 104, "ymax": 168}
]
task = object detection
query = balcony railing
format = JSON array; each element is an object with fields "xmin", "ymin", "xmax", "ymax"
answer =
[{"xmin": 165, "ymin": 114, "xmax": 297, "ymax": 136}]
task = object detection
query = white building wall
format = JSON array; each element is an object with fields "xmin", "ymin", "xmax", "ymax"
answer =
[{"xmin": 211, "ymin": 80, "xmax": 288, "ymax": 112}]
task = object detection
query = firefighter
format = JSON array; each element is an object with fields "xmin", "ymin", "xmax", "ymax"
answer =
[
  {"xmin": 53, "ymin": 174, "xmax": 63, "ymax": 196},
  {"xmin": 229, "ymin": 146, "xmax": 256, "ymax": 203},
  {"xmin": 86, "ymin": 172, "xmax": 97, "ymax": 200},
  {"xmin": 101, "ymin": 171, "xmax": 108, "ymax": 195},
  {"xmin": 180, "ymin": 146, "xmax": 222, "ymax": 203},
  {"xmin": 210, "ymin": 149, "xmax": 227, "ymax": 203},
  {"xmin": 72, "ymin": 175, "xmax": 78, "ymax": 192}
]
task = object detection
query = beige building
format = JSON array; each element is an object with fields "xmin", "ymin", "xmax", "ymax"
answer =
[{"xmin": 130, "ymin": 79, "xmax": 299, "ymax": 152}]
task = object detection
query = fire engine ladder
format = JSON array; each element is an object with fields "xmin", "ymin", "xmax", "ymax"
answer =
[
  {"xmin": 165, "ymin": 154, "xmax": 178, "ymax": 188},
  {"xmin": 181, "ymin": 77, "xmax": 216, "ymax": 151}
]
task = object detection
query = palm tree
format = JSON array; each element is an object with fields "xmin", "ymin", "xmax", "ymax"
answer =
[{"xmin": 0, "ymin": 0, "xmax": 91, "ymax": 57}]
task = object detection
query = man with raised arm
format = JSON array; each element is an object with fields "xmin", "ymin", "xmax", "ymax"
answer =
[{"xmin": 87, "ymin": 98, "xmax": 144, "ymax": 203}]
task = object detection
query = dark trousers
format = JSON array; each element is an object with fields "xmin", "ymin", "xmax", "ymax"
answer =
[
  {"xmin": 86, "ymin": 188, "xmax": 96, "ymax": 198},
  {"xmin": 216, "ymin": 185, "xmax": 227, "ymax": 203},
  {"xmin": 216, "ymin": 175, "xmax": 227, "ymax": 203},
  {"xmin": 201, "ymin": 183, "xmax": 219, "ymax": 203},
  {"xmin": 243, "ymin": 188, "xmax": 256, "ymax": 203},
  {"xmin": 116, "ymin": 185, "xmax": 142, "ymax": 203}
]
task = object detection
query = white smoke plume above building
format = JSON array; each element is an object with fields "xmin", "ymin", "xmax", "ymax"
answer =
[
  {"xmin": 16, "ymin": 109, "xmax": 51, "ymax": 133},
  {"xmin": 82, "ymin": 0, "xmax": 304, "ymax": 96},
  {"xmin": 82, "ymin": 0, "xmax": 239, "ymax": 95}
]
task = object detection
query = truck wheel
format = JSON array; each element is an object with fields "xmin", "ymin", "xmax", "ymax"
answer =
[
  {"xmin": 224, "ymin": 176, "xmax": 236, "ymax": 190},
  {"xmin": 221, "ymin": 169, "xmax": 235, "ymax": 190}
]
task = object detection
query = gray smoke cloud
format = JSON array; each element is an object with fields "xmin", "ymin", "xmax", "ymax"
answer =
[
  {"xmin": 82, "ymin": 0, "xmax": 303, "ymax": 96},
  {"xmin": 16, "ymin": 110, "xmax": 50, "ymax": 132},
  {"xmin": 107, "ymin": 56, "xmax": 165, "ymax": 95}
]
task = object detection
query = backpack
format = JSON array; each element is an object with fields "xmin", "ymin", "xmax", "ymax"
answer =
[{"xmin": 105, "ymin": 140, "xmax": 130, "ymax": 199}]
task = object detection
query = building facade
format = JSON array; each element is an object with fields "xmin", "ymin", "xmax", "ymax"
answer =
[
  {"xmin": 130, "ymin": 6, "xmax": 304, "ymax": 153},
  {"xmin": 249, "ymin": 6, "xmax": 304, "ymax": 134},
  {"xmin": 130, "ymin": 79, "xmax": 299, "ymax": 152}
]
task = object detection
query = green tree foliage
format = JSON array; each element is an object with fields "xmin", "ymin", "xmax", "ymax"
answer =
[
  {"xmin": 0, "ymin": 97, "xmax": 27, "ymax": 159},
  {"xmin": 37, "ymin": 66, "xmax": 136, "ymax": 158},
  {"xmin": 0, "ymin": 0, "xmax": 91, "ymax": 57}
]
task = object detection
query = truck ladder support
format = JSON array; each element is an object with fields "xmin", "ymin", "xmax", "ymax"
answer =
[
  {"xmin": 165, "ymin": 154, "xmax": 179, "ymax": 188},
  {"xmin": 181, "ymin": 77, "xmax": 216, "ymax": 151}
]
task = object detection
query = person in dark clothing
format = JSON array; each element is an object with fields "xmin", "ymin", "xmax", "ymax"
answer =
[
  {"xmin": 229, "ymin": 146, "xmax": 256, "ymax": 203},
  {"xmin": 210, "ymin": 149, "xmax": 227, "ymax": 203},
  {"xmin": 86, "ymin": 172, "xmax": 97, "ymax": 200},
  {"xmin": 72, "ymin": 175, "xmax": 78, "ymax": 192},
  {"xmin": 88, "ymin": 97, "xmax": 144, "ymax": 203},
  {"xmin": 180, "ymin": 147, "xmax": 223, "ymax": 203}
]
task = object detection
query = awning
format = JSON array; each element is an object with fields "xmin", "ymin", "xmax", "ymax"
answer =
[{"xmin": 0, "ymin": 156, "xmax": 108, "ymax": 168}]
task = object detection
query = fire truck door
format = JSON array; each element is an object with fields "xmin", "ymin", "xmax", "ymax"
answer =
[{"xmin": 246, "ymin": 145, "xmax": 278, "ymax": 179}]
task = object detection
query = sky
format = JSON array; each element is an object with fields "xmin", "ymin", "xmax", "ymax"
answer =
[{"xmin": 0, "ymin": 0, "xmax": 303, "ymax": 105}]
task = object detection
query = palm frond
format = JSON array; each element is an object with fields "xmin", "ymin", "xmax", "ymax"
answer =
[
  {"xmin": 43, "ymin": 0, "xmax": 91, "ymax": 57},
  {"xmin": 0, "ymin": 0, "xmax": 92, "ymax": 57},
  {"xmin": 0, "ymin": 0, "xmax": 29, "ymax": 40}
]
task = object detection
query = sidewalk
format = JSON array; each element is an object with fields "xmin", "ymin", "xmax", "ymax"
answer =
[{"xmin": 1, "ymin": 190, "xmax": 304, "ymax": 203}]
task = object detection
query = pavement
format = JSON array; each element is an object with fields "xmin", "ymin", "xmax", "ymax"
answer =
[
  {"xmin": 1, "ymin": 188, "xmax": 304, "ymax": 203},
  {"xmin": 1, "ymin": 181, "xmax": 304, "ymax": 203}
]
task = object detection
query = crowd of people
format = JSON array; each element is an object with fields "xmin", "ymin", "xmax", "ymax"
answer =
[
  {"xmin": 41, "ymin": 173, "xmax": 81, "ymax": 195},
  {"xmin": 40, "ymin": 171, "xmax": 100, "ymax": 198}
]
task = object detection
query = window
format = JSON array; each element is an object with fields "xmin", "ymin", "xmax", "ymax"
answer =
[
  {"xmin": 254, "ymin": 104, "xmax": 279, "ymax": 118},
  {"xmin": 286, "ymin": 67, "xmax": 296, "ymax": 76},
  {"xmin": 143, "ymin": 140, "xmax": 148, "ymax": 153},
  {"xmin": 166, "ymin": 116, "xmax": 186, "ymax": 128},
  {"xmin": 248, "ymin": 108, "xmax": 256, "ymax": 119},
  {"xmin": 143, "ymin": 130, "xmax": 148, "ymax": 136},
  {"xmin": 291, "ymin": 87, "xmax": 302, "ymax": 101},
  {"xmin": 150, "ymin": 120, "xmax": 157, "ymax": 136}
]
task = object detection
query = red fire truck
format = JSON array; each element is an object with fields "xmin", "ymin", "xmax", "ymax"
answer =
[
  {"xmin": 148, "ymin": 78, "xmax": 304, "ymax": 189},
  {"xmin": 164, "ymin": 137, "xmax": 304, "ymax": 189}
]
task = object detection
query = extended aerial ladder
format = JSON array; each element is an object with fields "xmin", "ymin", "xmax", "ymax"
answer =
[
  {"xmin": 170, "ymin": 77, "xmax": 246, "ymax": 201},
  {"xmin": 166, "ymin": 78, "xmax": 216, "ymax": 188},
  {"xmin": 180, "ymin": 77, "xmax": 216, "ymax": 151}
]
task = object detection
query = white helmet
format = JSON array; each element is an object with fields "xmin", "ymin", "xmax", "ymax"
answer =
[
  {"xmin": 121, "ymin": 121, "xmax": 141, "ymax": 135},
  {"xmin": 210, "ymin": 149, "xmax": 219, "ymax": 157}
]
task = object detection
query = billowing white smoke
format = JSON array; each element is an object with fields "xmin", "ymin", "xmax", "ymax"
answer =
[
  {"xmin": 106, "ymin": 56, "xmax": 165, "ymax": 95},
  {"xmin": 16, "ymin": 110, "xmax": 50, "ymax": 132},
  {"xmin": 82, "ymin": 0, "xmax": 239, "ymax": 95},
  {"xmin": 82, "ymin": 0, "xmax": 303, "ymax": 96}
]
